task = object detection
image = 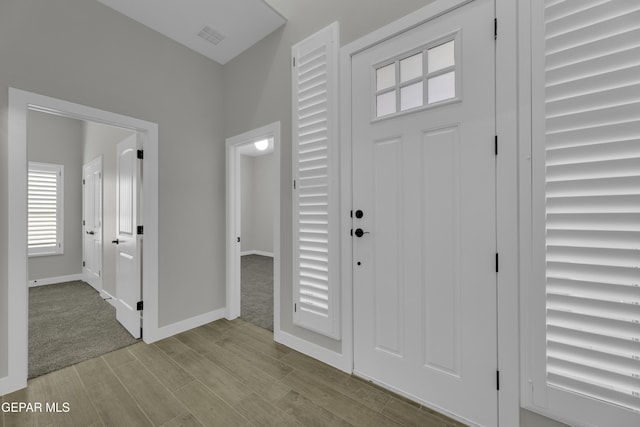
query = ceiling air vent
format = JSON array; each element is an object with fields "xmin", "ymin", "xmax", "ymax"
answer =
[{"xmin": 197, "ymin": 25, "xmax": 225, "ymax": 45}]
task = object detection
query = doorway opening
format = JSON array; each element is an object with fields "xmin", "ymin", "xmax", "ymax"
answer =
[
  {"xmin": 226, "ymin": 122, "xmax": 281, "ymax": 333},
  {"xmin": 6, "ymin": 88, "xmax": 159, "ymax": 394},
  {"xmin": 26, "ymin": 110, "xmax": 141, "ymax": 379}
]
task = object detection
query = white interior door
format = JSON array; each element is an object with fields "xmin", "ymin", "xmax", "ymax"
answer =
[
  {"xmin": 115, "ymin": 134, "xmax": 142, "ymax": 339},
  {"xmin": 83, "ymin": 157, "xmax": 103, "ymax": 292},
  {"xmin": 352, "ymin": 1, "xmax": 497, "ymax": 425}
]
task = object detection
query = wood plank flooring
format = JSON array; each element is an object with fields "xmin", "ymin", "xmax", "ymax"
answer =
[{"xmin": 1, "ymin": 319, "xmax": 468, "ymax": 427}]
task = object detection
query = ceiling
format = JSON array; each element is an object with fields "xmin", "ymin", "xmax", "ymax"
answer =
[{"xmin": 96, "ymin": 0, "xmax": 286, "ymax": 64}]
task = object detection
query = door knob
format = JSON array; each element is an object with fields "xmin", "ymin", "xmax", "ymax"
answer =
[
  {"xmin": 354, "ymin": 228, "xmax": 370, "ymax": 238},
  {"xmin": 112, "ymin": 239, "xmax": 120, "ymax": 244}
]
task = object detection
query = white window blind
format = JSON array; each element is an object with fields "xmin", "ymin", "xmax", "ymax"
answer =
[
  {"xmin": 28, "ymin": 162, "xmax": 64, "ymax": 256},
  {"xmin": 291, "ymin": 22, "xmax": 341, "ymax": 339},
  {"xmin": 542, "ymin": 0, "xmax": 640, "ymax": 422}
]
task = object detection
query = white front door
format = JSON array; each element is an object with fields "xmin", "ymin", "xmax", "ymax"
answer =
[
  {"xmin": 83, "ymin": 157, "xmax": 103, "ymax": 292},
  {"xmin": 115, "ymin": 134, "xmax": 142, "ymax": 339},
  {"xmin": 352, "ymin": 1, "xmax": 497, "ymax": 425}
]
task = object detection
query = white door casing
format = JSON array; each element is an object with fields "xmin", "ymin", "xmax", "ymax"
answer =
[
  {"xmin": 82, "ymin": 157, "xmax": 103, "ymax": 292},
  {"xmin": 115, "ymin": 134, "xmax": 142, "ymax": 339},
  {"xmin": 352, "ymin": 1, "xmax": 498, "ymax": 425}
]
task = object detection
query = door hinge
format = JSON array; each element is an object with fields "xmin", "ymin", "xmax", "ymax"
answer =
[
  {"xmin": 294, "ymin": 303, "xmax": 297, "ymax": 312},
  {"xmin": 495, "ymin": 253, "xmax": 499, "ymax": 273},
  {"xmin": 293, "ymin": 57, "xmax": 296, "ymax": 67},
  {"xmin": 494, "ymin": 18, "xmax": 498, "ymax": 39},
  {"xmin": 496, "ymin": 370, "xmax": 500, "ymax": 390},
  {"xmin": 98, "ymin": 270, "xmax": 101, "ymax": 277},
  {"xmin": 137, "ymin": 225, "xmax": 144, "ymax": 235},
  {"xmin": 83, "ymin": 220, "xmax": 86, "ymax": 226},
  {"xmin": 82, "ymin": 179, "xmax": 86, "ymax": 185},
  {"xmin": 293, "ymin": 180, "xmax": 296, "ymax": 190},
  {"xmin": 137, "ymin": 301, "xmax": 143, "ymax": 311},
  {"xmin": 82, "ymin": 261, "xmax": 85, "ymax": 267},
  {"xmin": 137, "ymin": 149, "xmax": 144, "ymax": 160},
  {"xmin": 495, "ymin": 135, "xmax": 498, "ymax": 155},
  {"xmin": 237, "ymin": 236, "xmax": 241, "ymax": 243}
]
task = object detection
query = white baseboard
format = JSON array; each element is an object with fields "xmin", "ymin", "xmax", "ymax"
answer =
[
  {"xmin": 275, "ymin": 329, "xmax": 351, "ymax": 374},
  {"xmin": 28, "ymin": 274, "xmax": 83, "ymax": 288},
  {"xmin": 100, "ymin": 290, "xmax": 117, "ymax": 307},
  {"xmin": 147, "ymin": 308, "xmax": 227, "ymax": 343},
  {"xmin": 0, "ymin": 372, "xmax": 27, "ymax": 397},
  {"xmin": 240, "ymin": 250, "xmax": 274, "ymax": 257}
]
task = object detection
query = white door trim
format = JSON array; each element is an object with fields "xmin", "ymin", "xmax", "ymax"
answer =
[
  {"xmin": 225, "ymin": 122, "xmax": 281, "ymax": 334},
  {"xmin": 339, "ymin": 0, "xmax": 520, "ymax": 425},
  {"xmin": 5, "ymin": 88, "xmax": 160, "ymax": 395}
]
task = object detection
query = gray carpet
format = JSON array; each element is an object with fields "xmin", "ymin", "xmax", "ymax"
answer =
[
  {"xmin": 29, "ymin": 280, "xmax": 139, "ymax": 379},
  {"xmin": 241, "ymin": 255, "xmax": 274, "ymax": 331}
]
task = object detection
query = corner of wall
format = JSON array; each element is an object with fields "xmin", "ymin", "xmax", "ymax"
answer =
[{"xmin": 0, "ymin": 91, "xmax": 9, "ymax": 379}]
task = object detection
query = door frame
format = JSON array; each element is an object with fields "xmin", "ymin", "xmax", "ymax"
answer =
[
  {"xmin": 339, "ymin": 0, "xmax": 519, "ymax": 425},
  {"xmin": 225, "ymin": 122, "xmax": 281, "ymax": 332},
  {"xmin": 6, "ymin": 88, "xmax": 160, "ymax": 394},
  {"xmin": 82, "ymin": 155, "xmax": 103, "ymax": 294}
]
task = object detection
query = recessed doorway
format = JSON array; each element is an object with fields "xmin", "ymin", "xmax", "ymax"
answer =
[
  {"xmin": 226, "ymin": 122, "xmax": 281, "ymax": 333},
  {"xmin": 6, "ymin": 88, "xmax": 159, "ymax": 394}
]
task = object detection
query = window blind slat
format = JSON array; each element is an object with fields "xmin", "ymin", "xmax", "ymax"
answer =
[
  {"xmin": 543, "ymin": 6, "xmax": 640, "ymax": 409},
  {"xmin": 545, "ymin": 2, "xmax": 640, "ymax": 39},
  {"xmin": 28, "ymin": 162, "xmax": 63, "ymax": 256},
  {"xmin": 545, "ymin": 45, "xmax": 640, "ymax": 87},
  {"xmin": 292, "ymin": 23, "xmax": 340, "ymax": 338},
  {"xmin": 546, "ymin": 10, "xmax": 640, "ymax": 60}
]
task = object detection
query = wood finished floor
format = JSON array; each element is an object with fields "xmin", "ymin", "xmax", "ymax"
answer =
[{"xmin": 1, "ymin": 319, "xmax": 468, "ymax": 427}]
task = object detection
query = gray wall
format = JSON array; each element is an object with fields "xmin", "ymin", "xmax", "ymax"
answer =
[
  {"xmin": 82, "ymin": 121, "xmax": 135, "ymax": 297},
  {"xmin": 241, "ymin": 155, "xmax": 254, "ymax": 253},
  {"xmin": 223, "ymin": 0, "xmax": 438, "ymax": 354},
  {"xmin": 27, "ymin": 111, "xmax": 84, "ymax": 281},
  {"xmin": 0, "ymin": 86, "xmax": 7, "ymax": 378},
  {"xmin": 241, "ymin": 153, "xmax": 274, "ymax": 254},
  {"xmin": 0, "ymin": 0, "xmax": 226, "ymax": 377}
]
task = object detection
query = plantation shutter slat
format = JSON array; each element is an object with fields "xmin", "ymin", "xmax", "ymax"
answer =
[
  {"xmin": 543, "ymin": 1, "xmax": 640, "ymax": 413},
  {"xmin": 28, "ymin": 162, "xmax": 63, "ymax": 255},
  {"xmin": 291, "ymin": 22, "xmax": 340, "ymax": 339}
]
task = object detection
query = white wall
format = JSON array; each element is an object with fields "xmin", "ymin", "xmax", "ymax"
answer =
[
  {"xmin": 241, "ymin": 153, "xmax": 274, "ymax": 255},
  {"xmin": 0, "ymin": 0, "xmax": 226, "ymax": 379},
  {"xmin": 27, "ymin": 111, "xmax": 84, "ymax": 282},
  {"xmin": 82, "ymin": 121, "xmax": 135, "ymax": 297}
]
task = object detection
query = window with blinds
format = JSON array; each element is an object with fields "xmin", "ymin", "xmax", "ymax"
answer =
[
  {"xmin": 291, "ymin": 22, "xmax": 341, "ymax": 339},
  {"xmin": 543, "ymin": 0, "xmax": 640, "ymax": 417},
  {"xmin": 28, "ymin": 162, "xmax": 64, "ymax": 256}
]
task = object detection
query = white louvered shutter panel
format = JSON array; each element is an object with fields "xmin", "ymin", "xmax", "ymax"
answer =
[
  {"xmin": 28, "ymin": 162, "xmax": 63, "ymax": 256},
  {"xmin": 543, "ymin": 0, "xmax": 640, "ymax": 416},
  {"xmin": 292, "ymin": 22, "xmax": 340, "ymax": 339}
]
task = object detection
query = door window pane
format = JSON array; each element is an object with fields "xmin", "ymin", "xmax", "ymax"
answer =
[
  {"xmin": 428, "ymin": 71, "xmax": 455, "ymax": 104},
  {"xmin": 428, "ymin": 40, "xmax": 455, "ymax": 73},
  {"xmin": 377, "ymin": 63, "xmax": 396, "ymax": 91},
  {"xmin": 377, "ymin": 91, "xmax": 396, "ymax": 117},
  {"xmin": 400, "ymin": 53, "xmax": 423, "ymax": 83},
  {"xmin": 400, "ymin": 82, "xmax": 423, "ymax": 111}
]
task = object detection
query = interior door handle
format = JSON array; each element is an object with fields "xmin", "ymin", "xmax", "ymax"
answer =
[
  {"xmin": 112, "ymin": 239, "xmax": 120, "ymax": 244},
  {"xmin": 86, "ymin": 231, "xmax": 95, "ymax": 235},
  {"xmin": 354, "ymin": 228, "xmax": 370, "ymax": 238}
]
